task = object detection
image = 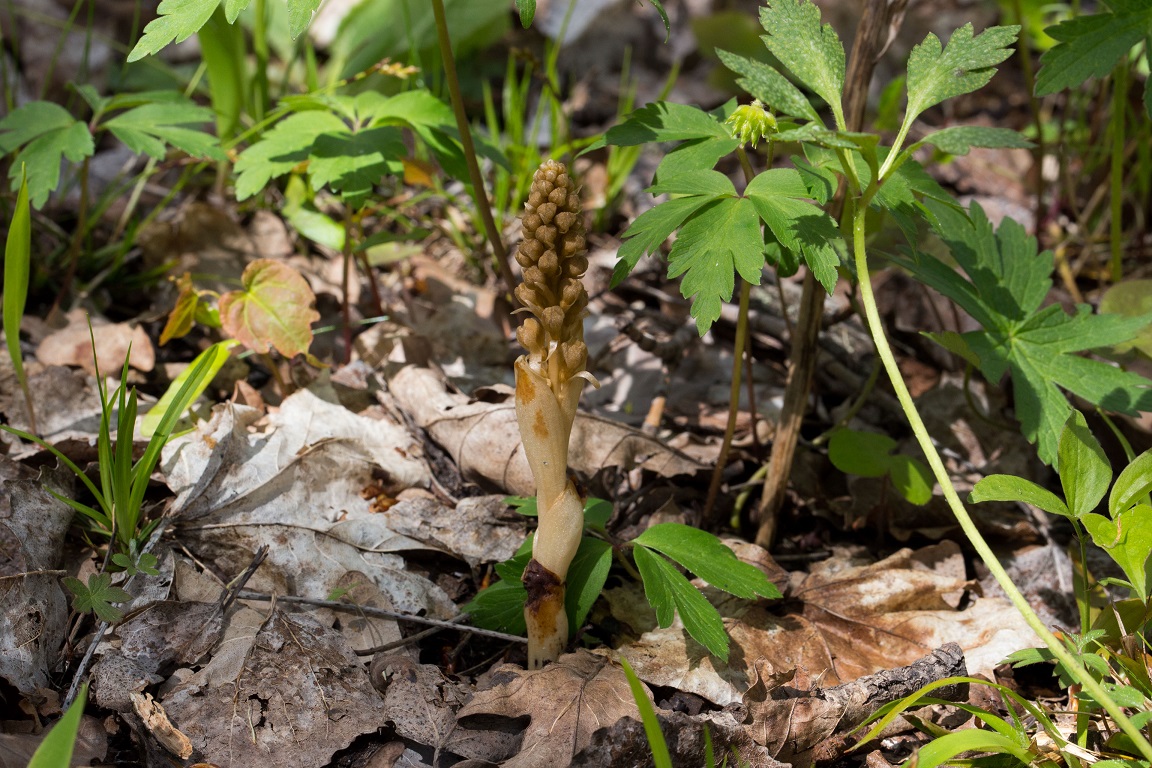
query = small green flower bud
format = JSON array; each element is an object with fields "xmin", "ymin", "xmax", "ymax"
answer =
[{"xmin": 726, "ymin": 100, "xmax": 777, "ymax": 148}]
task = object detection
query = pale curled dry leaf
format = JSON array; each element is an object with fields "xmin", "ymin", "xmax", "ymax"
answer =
[
  {"xmin": 389, "ymin": 365, "xmax": 706, "ymax": 496},
  {"xmin": 131, "ymin": 692, "xmax": 193, "ymax": 760},
  {"xmin": 161, "ymin": 389, "xmax": 456, "ymax": 619},
  {"xmin": 448, "ymin": 650, "xmax": 642, "ymax": 766},
  {"xmin": 36, "ymin": 308, "xmax": 155, "ymax": 375}
]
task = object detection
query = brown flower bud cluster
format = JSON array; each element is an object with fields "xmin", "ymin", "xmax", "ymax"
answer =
[{"xmin": 515, "ymin": 160, "xmax": 589, "ymax": 382}]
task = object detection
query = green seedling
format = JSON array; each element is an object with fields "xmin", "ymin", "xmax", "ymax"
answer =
[
  {"xmin": 1, "ymin": 338, "xmax": 233, "ymax": 555},
  {"xmin": 63, "ymin": 572, "xmax": 135, "ymax": 624}
]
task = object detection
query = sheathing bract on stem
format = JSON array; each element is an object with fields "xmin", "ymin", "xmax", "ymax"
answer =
[{"xmin": 513, "ymin": 159, "xmax": 593, "ymax": 668}]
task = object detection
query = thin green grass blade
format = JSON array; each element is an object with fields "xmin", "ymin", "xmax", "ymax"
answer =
[
  {"xmin": 3, "ymin": 165, "xmax": 36, "ymax": 433},
  {"xmin": 130, "ymin": 340, "xmax": 235, "ymax": 517},
  {"xmin": 0, "ymin": 424, "xmax": 110, "ymax": 516},
  {"xmin": 620, "ymin": 657, "xmax": 673, "ymax": 768}
]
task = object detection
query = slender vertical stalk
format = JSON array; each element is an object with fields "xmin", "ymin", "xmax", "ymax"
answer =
[
  {"xmin": 704, "ymin": 280, "xmax": 752, "ymax": 522},
  {"xmin": 430, "ymin": 0, "xmax": 518, "ymax": 299},
  {"xmin": 1009, "ymin": 0, "xmax": 1047, "ymax": 233},
  {"xmin": 1108, "ymin": 58, "xmax": 1127, "ymax": 282},
  {"xmin": 850, "ymin": 201, "xmax": 1152, "ymax": 764}
]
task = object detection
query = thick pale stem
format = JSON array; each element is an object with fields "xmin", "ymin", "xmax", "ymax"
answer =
[{"xmin": 851, "ymin": 206, "xmax": 1152, "ymax": 762}]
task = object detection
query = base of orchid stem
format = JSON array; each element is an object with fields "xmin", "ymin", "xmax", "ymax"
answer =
[{"xmin": 523, "ymin": 558, "xmax": 569, "ymax": 669}]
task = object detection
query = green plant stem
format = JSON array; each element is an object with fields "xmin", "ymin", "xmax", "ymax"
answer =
[
  {"xmin": 849, "ymin": 201, "xmax": 1152, "ymax": 763},
  {"xmin": 252, "ymin": 0, "xmax": 270, "ymax": 125},
  {"xmin": 1108, "ymin": 58, "xmax": 1126, "ymax": 282},
  {"xmin": 429, "ymin": 0, "xmax": 518, "ymax": 299},
  {"xmin": 704, "ymin": 279, "xmax": 752, "ymax": 524}
]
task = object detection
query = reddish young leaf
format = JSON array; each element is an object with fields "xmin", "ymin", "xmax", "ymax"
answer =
[{"xmin": 219, "ymin": 259, "xmax": 319, "ymax": 357}]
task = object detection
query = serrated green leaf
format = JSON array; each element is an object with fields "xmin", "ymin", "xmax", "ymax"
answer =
[
  {"xmin": 632, "ymin": 523, "xmax": 781, "ymax": 600},
  {"xmin": 649, "ymin": 169, "xmax": 737, "ymax": 198},
  {"xmin": 233, "ymin": 111, "xmax": 347, "ymax": 199},
  {"xmin": 899, "ymin": 202, "xmax": 1152, "ymax": 465},
  {"xmin": 667, "ymin": 197, "xmax": 764, "ymax": 334},
  {"xmin": 970, "ymin": 474, "xmax": 1071, "ymax": 518},
  {"xmin": 1058, "ymin": 410, "xmax": 1111, "ymax": 516},
  {"xmin": 605, "ymin": 101, "xmax": 730, "ymax": 146},
  {"xmin": 64, "ymin": 573, "xmax": 132, "ymax": 623},
  {"xmin": 904, "ymin": 24, "xmax": 1019, "ymax": 125},
  {"xmin": 1035, "ymin": 3, "xmax": 1152, "ymax": 98},
  {"xmin": 1110, "ymin": 449, "xmax": 1152, "ymax": 517},
  {"xmin": 918, "ymin": 125, "xmax": 1033, "ymax": 155},
  {"xmin": 104, "ymin": 101, "xmax": 225, "ymax": 161},
  {"xmin": 744, "ymin": 168, "xmax": 841, "ymax": 293},
  {"xmin": 633, "ymin": 546, "xmax": 729, "ymax": 660},
  {"xmin": 613, "ymin": 195, "xmax": 723, "ymax": 286},
  {"xmin": 758, "ymin": 0, "xmax": 846, "ymax": 128},
  {"xmin": 128, "ymin": 0, "xmax": 222, "ymax": 62},
  {"xmin": 0, "ymin": 101, "xmax": 94, "ymax": 208},
  {"xmin": 828, "ymin": 429, "xmax": 897, "ymax": 477},
  {"xmin": 287, "ymin": 0, "xmax": 321, "ymax": 38},
  {"xmin": 223, "ymin": 0, "xmax": 250, "ymax": 22},
  {"xmin": 715, "ymin": 48, "xmax": 821, "ymax": 123}
]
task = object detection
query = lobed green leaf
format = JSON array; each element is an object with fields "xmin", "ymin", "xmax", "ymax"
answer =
[
  {"xmin": 128, "ymin": 0, "xmax": 221, "ymax": 62},
  {"xmin": 605, "ymin": 101, "xmax": 730, "ymax": 146},
  {"xmin": 104, "ymin": 101, "xmax": 225, "ymax": 161},
  {"xmin": 0, "ymin": 101, "xmax": 94, "ymax": 207},
  {"xmin": 633, "ymin": 523, "xmax": 781, "ymax": 600},
  {"xmin": 904, "ymin": 24, "xmax": 1019, "ymax": 125},
  {"xmin": 758, "ymin": 0, "xmax": 846, "ymax": 128},
  {"xmin": 715, "ymin": 48, "xmax": 821, "ymax": 123},
  {"xmin": 917, "ymin": 125, "xmax": 1033, "ymax": 156},
  {"xmin": 1035, "ymin": 2, "xmax": 1152, "ymax": 109},
  {"xmin": 633, "ymin": 546, "xmax": 729, "ymax": 661},
  {"xmin": 667, "ymin": 196, "xmax": 764, "ymax": 334}
]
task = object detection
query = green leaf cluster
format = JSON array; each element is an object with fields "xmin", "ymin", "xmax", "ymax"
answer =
[
  {"xmin": 63, "ymin": 573, "xmax": 134, "ymax": 623},
  {"xmin": 631, "ymin": 523, "xmax": 781, "ymax": 661},
  {"xmin": 234, "ymin": 89, "xmax": 465, "ymax": 209},
  {"xmin": 605, "ymin": 103, "xmax": 842, "ymax": 334},
  {"xmin": 971, "ymin": 411, "xmax": 1152, "ymax": 599},
  {"xmin": 467, "ymin": 502, "xmax": 781, "ymax": 663},
  {"xmin": 1, "ymin": 340, "xmax": 233, "ymax": 553},
  {"xmin": 0, "ymin": 91, "xmax": 223, "ymax": 208},
  {"xmin": 893, "ymin": 202, "xmax": 1152, "ymax": 465}
]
